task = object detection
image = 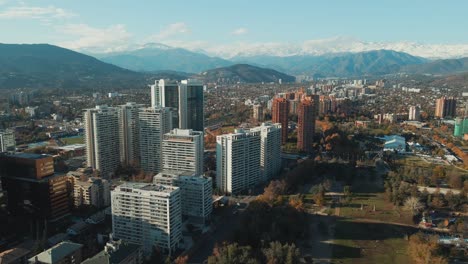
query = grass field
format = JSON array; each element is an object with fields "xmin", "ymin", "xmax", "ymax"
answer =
[
  {"xmin": 339, "ymin": 193, "xmax": 414, "ymax": 225},
  {"xmin": 331, "ymin": 218, "xmax": 416, "ymax": 264},
  {"xmin": 60, "ymin": 136, "xmax": 84, "ymax": 145}
]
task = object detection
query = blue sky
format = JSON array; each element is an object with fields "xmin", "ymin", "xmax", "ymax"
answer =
[{"xmin": 1, "ymin": 0, "xmax": 467, "ymax": 55}]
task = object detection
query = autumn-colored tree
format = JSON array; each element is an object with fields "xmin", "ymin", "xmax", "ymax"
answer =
[
  {"xmin": 262, "ymin": 241, "xmax": 300, "ymax": 264},
  {"xmin": 257, "ymin": 180, "xmax": 286, "ymax": 205},
  {"xmin": 448, "ymin": 175, "xmax": 462, "ymax": 189},
  {"xmin": 314, "ymin": 192, "xmax": 325, "ymax": 206},
  {"xmin": 408, "ymin": 233, "xmax": 448, "ymax": 264},
  {"xmin": 208, "ymin": 242, "xmax": 259, "ymax": 264},
  {"xmin": 174, "ymin": 255, "xmax": 188, "ymax": 264},
  {"xmin": 288, "ymin": 196, "xmax": 304, "ymax": 211}
]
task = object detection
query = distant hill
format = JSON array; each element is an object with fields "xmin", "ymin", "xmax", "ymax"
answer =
[
  {"xmin": 150, "ymin": 70, "xmax": 193, "ymax": 80},
  {"xmin": 233, "ymin": 50, "xmax": 428, "ymax": 77},
  {"xmin": 196, "ymin": 64, "xmax": 295, "ymax": 84},
  {"xmin": 98, "ymin": 43, "xmax": 233, "ymax": 73},
  {"xmin": 0, "ymin": 43, "xmax": 149, "ymax": 89},
  {"xmin": 402, "ymin": 57, "xmax": 468, "ymax": 75},
  {"xmin": 430, "ymin": 72, "xmax": 468, "ymax": 88}
]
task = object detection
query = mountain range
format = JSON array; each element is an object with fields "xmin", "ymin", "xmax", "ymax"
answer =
[
  {"xmin": 1, "ymin": 43, "xmax": 468, "ymax": 89},
  {"xmin": 97, "ymin": 43, "xmax": 232, "ymax": 73},
  {"xmin": 0, "ymin": 43, "xmax": 148, "ymax": 89}
]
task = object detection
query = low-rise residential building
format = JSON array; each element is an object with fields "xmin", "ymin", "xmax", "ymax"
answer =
[
  {"xmin": 28, "ymin": 241, "xmax": 82, "ymax": 264},
  {"xmin": 81, "ymin": 237, "xmax": 143, "ymax": 264},
  {"xmin": 0, "ymin": 129, "xmax": 16, "ymax": 153},
  {"xmin": 71, "ymin": 176, "xmax": 110, "ymax": 208}
]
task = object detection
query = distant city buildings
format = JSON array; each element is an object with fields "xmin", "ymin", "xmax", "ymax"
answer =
[
  {"xmin": 0, "ymin": 129, "xmax": 15, "ymax": 152},
  {"xmin": 454, "ymin": 117, "xmax": 468, "ymax": 137},
  {"xmin": 84, "ymin": 105, "xmax": 120, "ymax": 179},
  {"xmin": 216, "ymin": 129, "xmax": 261, "ymax": 194},
  {"xmin": 408, "ymin": 106, "xmax": 421, "ymax": 121},
  {"xmin": 162, "ymin": 129, "xmax": 204, "ymax": 175},
  {"xmin": 154, "ymin": 171, "xmax": 212, "ymax": 224},
  {"xmin": 271, "ymin": 98, "xmax": 289, "ymax": 144},
  {"xmin": 138, "ymin": 107, "xmax": 173, "ymax": 174},
  {"xmin": 111, "ymin": 182, "xmax": 182, "ymax": 255},
  {"xmin": 435, "ymin": 96, "xmax": 456, "ymax": 118},
  {"xmin": 252, "ymin": 104, "xmax": 264, "ymax": 122},
  {"xmin": 25, "ymin": 106, "xmax": 38, "ymax": 117}
]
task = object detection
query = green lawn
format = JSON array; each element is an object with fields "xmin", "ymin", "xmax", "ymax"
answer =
[
  {"xmin": 339, "ymin": 193, "xmax": 414, "ymax": 225},
  {"xmin": 60, "ymin": 136, "xmax": 84, "ymax": 145},
  {"xmin": 331, "ymin": 219, "xmax": 416, "ymax": 264}
]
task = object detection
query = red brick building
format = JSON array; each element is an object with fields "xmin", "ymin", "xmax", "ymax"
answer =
[{"xmin": 272, "ymin": 98, "xmax": 289, "ymax": 144}]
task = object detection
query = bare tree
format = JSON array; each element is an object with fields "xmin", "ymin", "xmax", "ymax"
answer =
[{"xmin": 404, "ymin": 197, "xmax": 424, "ymax": 215}]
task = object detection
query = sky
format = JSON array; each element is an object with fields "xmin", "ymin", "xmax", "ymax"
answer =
[{"xmin": 1, "ymin": 0, "xmax": 468, "ymax": 55}]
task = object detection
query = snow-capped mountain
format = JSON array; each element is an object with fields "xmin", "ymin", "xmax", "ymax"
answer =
[{"xmin": 187, "ymin": 37, "xmax": 468, "ymax": 59}]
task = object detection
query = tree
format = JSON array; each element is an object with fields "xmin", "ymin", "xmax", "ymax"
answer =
[
  {"xmin": 174, "ymin": 255, "xmax": 188, "ymax": 264},
  {"xmin": 314, "ymin": 192, "xmax": 325, "ymax": 206},
  {"xmin": 262, "ymin": 241, "xmax": 300, "ymax": 264},
  {"xmin": 448, "ymin": 175, "xmax": 462, "ymax": 189},
  {"xmin": 258, "ymin": 180, "xmax": 286, "ymax": 205},
  {"xmin": 208, "ymin": 243, "xmax": 259, "ymax": 264},
  {"xmin": 403, "ymin": 197, "xmax": 424, "ymax": 215},
  {"xmin": 288, "ymin": 196, "xmax": 304, "ymax": 211},
  {"xmin": 408, "ymin": 233, "xmax": 448, "ymax": 264}
]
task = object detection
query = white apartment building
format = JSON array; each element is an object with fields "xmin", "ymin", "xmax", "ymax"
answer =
[
  {"xmin": 153, "ymin": 170, "xmax": 212, "ymax": 224},
  {"xmin": 138, "ymin": 107, "xmax": 173, "ymax": 174},
  {"xmin": 72, "ymin": 177, "xmax": 110, "ymax": 208},
  {"xmin": 250, "ymin": 122, "xmax": 282, "ymax": 181},
  {"xmin": 162, "ymin": 129, "xmax": 204, "ymax": 175},
  {"xmin": 408, "ymin": 106, "xmax": 420, "ymax": 121},
  {"xmin": 0, "ymin": 129, "xmax": 16, "ymax": 152},
  {"xmin": 111, "ymin": 182, "xmax": 182, "ymax": 255},
  {"xmin": 84, "ymin": 105, "xmax": 120, "ymax": 179},
  {"xmin": 216, "ymin": 129, "xmax": 261, "ymax": 194},
  {"xmin": 119, "ymin": 102, "xmax": 144, "ymax": 166}
]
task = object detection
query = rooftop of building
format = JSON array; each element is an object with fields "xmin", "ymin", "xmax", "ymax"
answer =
[
  {"xmin": 56, "ymin": 144, "xmax": 86, "ymax": 151},
  {"xmin": 81, "ymin": 241, "xmax": 141, "ymax": 264},
  {"xmin": 2, "ymin": 152, "xmax": 51, "ymax": 160},
  {"xmin": 115, "ymin": 182, "xmax": 179, "ymax": 193},
  {"xmin": 0, "ymin": 247, "xmax": 31, "ymax": 263},
  {"xmin": 28, "ymin": 241, "xmax": 82, "ymax": 264},
  {"xmin": 156, "ymin": 170, "xmax": 197, "ymax": 178}
]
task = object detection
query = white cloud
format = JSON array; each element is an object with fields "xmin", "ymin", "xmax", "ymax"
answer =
[
  {"xmin": 0, "ymin": 5, "xmax": 75, "ymax": 19},
  {"xmin": 146, "ymin": 22, "xmax": 190, "ymax": 42},
  {"xmin": 57, "ymin": 24, "xmax": 131, "ymax": 53},
  {"xmin": 231, "ymin": 27, "xmax": 248, "ymax": 35}
]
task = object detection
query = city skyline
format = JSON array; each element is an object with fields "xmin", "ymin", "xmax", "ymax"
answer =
[{"xmin": 1, "ymin": 1, "xmax": 468, "ymax": 58}]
